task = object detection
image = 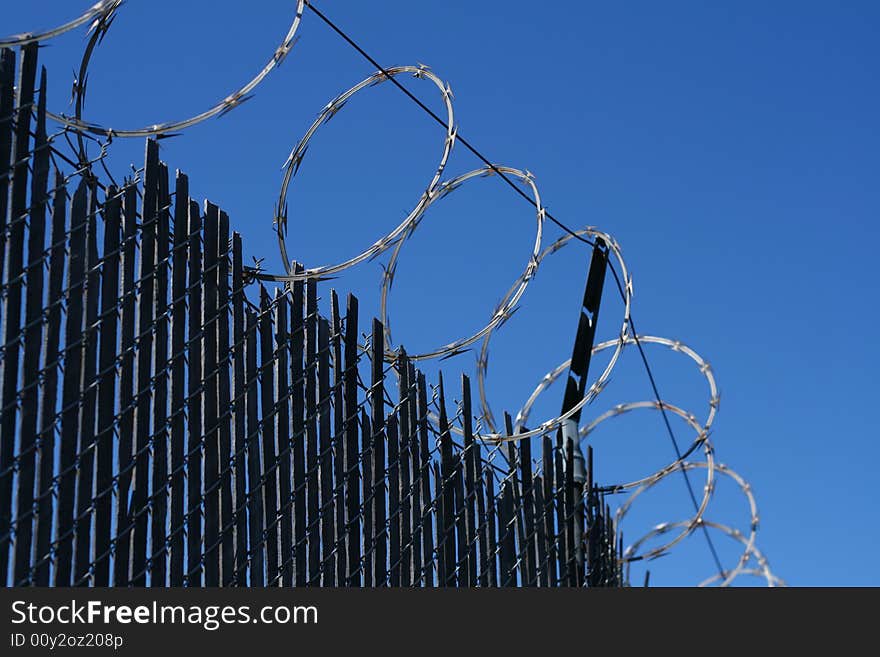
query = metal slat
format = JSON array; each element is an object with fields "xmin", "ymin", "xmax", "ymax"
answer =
[
  {"xmin": 258, "ymin": 286, "xmax": 279, "ymax": 584},
  {"xmin": 433, "ymin": 461, "xmax": 445, "ymax": 586},
  {"xmin": 290, "ymin": 266, "xmax": 306, "ymax": 586},
  {"xmin": 130, "ymin": 141, "xmax": 160, "ymax": 586},
  {"xmin": 437, "ymin": 376, "xmax": 455, "ymax": 586},
  {"xmin": 396, "ymin": 350, "xmax": 413, "ymax": 587},
  {"xmin": 370, "ymin": 318, "xmax": 386, "ymax": 587},
  {"xmin": 33, "ymin": 172, "xmax": 67, "ymax": 587},
  {"xmin": 485, "ymin": 467, "xmax": 498, "ymax": 587},
  {"xmin": 0, "ymin": 43, "xmax": 36, "ymax": 582},
  {"xmin": 329, "ymin": 291, "xmax": 346, "ymax": 586},
  {"xmin": 318, "ymin": 317, "xmax": 335, "ymax": 585},
  {"xmin": 202, "ymin": 203, "xmax": 220, "ymax": 586},
  {"xmin": 56, "ymin": 178, "xmax": 88, "ymax": 586},
  {"xmin": 360, "ymin": 407, "xmax": 373, "ymax": 587},
  {"xmin": 114, "ymin": 183, "xmax": 139, "ymax": 586},
  {"xmin": 0, "ymin": 48, "xmax": 16, "ymax": 288},
  {"xmin": 73, "ymin": 182, "xmax": 98, "ymax": 586},
  {"xmin": 534, "ymin": 475, "xmax": 548, "ymax": 587},
  {"xmin": 168, "ymin": 172, "xmax": 190, "ymax": 586},
  {"xmin": 274, "ymin": 292, "xmax": 293, "ymax": 586},
  {"xmin": 342, "ymin": 294, "xmax": 359, "ymax": 586},
  {"xmin": 461, "ymin": 375, "xmax": 479, "ymax": 587},
  {"xmin": 230, "ymin": 233, "xmax": 248, "ymax": 584},
  {"xmin": 406, "ymin": 360, "xmax": 422, "ymax": 585},
  {"xmin": 416, "ymin": 372, "xmax": 434, "ymax": 587},
  {"xmin": 185, "ymin": 199, "xmax": 203, "ymax": 586},
  {"xmin": 94, "ymin": 184, "xmax": 121, "ymax": 587},
  {"xmin": 305, "ymin": 281, "xmax": 319, "ymax": 584},
  {"xmin": 387, "ymin": 411, "xmax": 400, "ymax": 587},
  {"xmin": 542, "ymin": 435, "xmax": 557, "ymax": 587},
  {"xmin": 217, "ymin": 210, "xmax": 234, "ymax": 585},
  {"xmin": 503, "ymin": 414, "xmax": 526, "ymax": 588},
  {"xmin": 519, "ymin": 433, "xmax": 537, "ymax": 586},
  {"xmin": 244, "ymin": 308, "xmax": 264, "ymax": 586},
  {"xmin": 554, "ymin": 433, "xmax": 568, "ymax": 586},
  {"xmin": 150, "ymin": 162, "xmax": 171, "ymax": 586},
  {"xmin": 13, "ymin": 66, "xmax": 49, "ymax": 585}
]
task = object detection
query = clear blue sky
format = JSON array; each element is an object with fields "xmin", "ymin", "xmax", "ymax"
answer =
[{"xmin": 7, "ymin": 1, "xmax": 878, "ymax": 586}]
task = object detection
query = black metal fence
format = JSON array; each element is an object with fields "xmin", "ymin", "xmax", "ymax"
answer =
[{"xmin": 0, "ymin": 44, "xmax": 622, "ymax": 587}]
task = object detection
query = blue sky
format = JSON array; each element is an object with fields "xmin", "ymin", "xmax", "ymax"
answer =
[{"xmin": 7, "ymin": 1, "xmax": 878, "ymax": 585}]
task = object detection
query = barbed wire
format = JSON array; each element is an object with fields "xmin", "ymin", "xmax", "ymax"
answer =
[{"xmin": 0, "ymin": 1, "xmax": 785, "ymax": 587}]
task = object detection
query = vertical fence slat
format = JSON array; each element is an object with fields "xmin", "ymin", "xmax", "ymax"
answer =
[
  {"xmin": 475, "ymin": 405, "xmax": 491, "ymax": 587},
  {"xmin": 433, "ymin": 461, "xmax": 444, "ymax": 587},
  {"xmin": 542, "ymin": 435, "xmax": 557, "ymax": 587},
  {"xmin": 274, "ymin": 292, "xmax": 293, "ymax": 586},
  {"xmin": 13, "ymin": 66, "xmax": 49, "ymax": 585},
  {"xmin": 503, "ymin": 415, "xmax": 526, "ymax": 588},
  {"xmin": 305, "ymin": 281, "xmax": 319, "ymax": 584},
  {"xmin": 564, "ymin": 437, "xmax": 577, "ymax": 587},
  {"xmin": 407, "ymin": 360, "xmax": 422, "ymax": 585},
  {"xmin": 130, "ymin": 141, "xmax": 159, "ymax": 586},
  {"xmin": 230, "ymin": 233, "xmax": 248, "ymax": 584},
  {"xmin": 33, "ymin": 172, "xmax": 67, "ymax": 587},
  {"xmin": 258, "ymin": 286, "xmax": 279, "ymax": 584},
  {"xmin": 554, "ymin": 432, "xmax": 568, "ymax": 585},
  {"xmin": 329, "ymin": 291, "xmax": 346, "ymax": 586},
  {"xmin": 0, "ymin": 48, "xmax": 16, "ymax": 288},
  {"xmin": 202, "ymin": 203, "xmax": 220, "ymax": 586},
  {"xmin": 396, "ymin": 350, "xmax": 412, "ymax": 587},
  {"xmin": 0, "ymin": 42, "xmax": 36, "ymax": 583},
  {"xmin": 360, "ymin": 406, "xmax": 373, "ymax": 587},
  {"xmin": 485, "ymin": 467, "xmax": 498, "ymax": 587},
  {"xmin": 114, "ymin": 184, "xmax": 139, "ymax": 586},
  {"xmin": 370, "ymin": 318, "xmax": 386, "ymax": 587},
  {"xmin": 185, "ymin": 199, "xmax": 203, "ymax": 586},
  {"xmin": 318, "ymin": 317, "xmax": 335, "ymax": 585},
  {"xmin": 217, "ymin": 210, "xmax": 234, "ymax": 585},
  {"xmin": 94, "ymin": 183, "xmax": 120, "ymax": 587},
  {"xmin": 342, "ymin": 294, "xmax": 359, "ymax": 586},
  {"xmin": 73, "ymin": 182, "xmax": 98, "ymax": 586},
  {"xmin": 387, "ymin": 411, "xmax": 400, "ymax": 587},
  {"xmin": 290, "ymin": 266, "xmax": 306, "ymax": 586},
  {"xmin": 150, "ymin": 162, "xmax": 171, "ymax": 586},
  {"xmin": 534, "ymin": 474, "xmax": 548, "ymax": 586},
  {"xmin": 416, "ymin": 372, "xmax": 434, "ymax": 587},
  {"xmin": 56, "ymin": 178, "xmax": 89, "ymax": 587},
  {"xmin": 461, "ymin": 375, "xmax": 479, "ymax": 587},
  {"xmin": 169, "ymin": 172, "xmax": 189, "ymax": 586},
  {"xmin": 519, "ymin": 433, "xmax": 537, "ymax": 587},
  {"xmin": 437, "ymin": 375, "xmax": 455, "ymax": 586},
  {"xmin": 499, "ymin": 472, "xmax": 516, "ymax": 586},
  {"xmin": 244, "ymin": 308, "xmax": 264, "ymax": 586}
]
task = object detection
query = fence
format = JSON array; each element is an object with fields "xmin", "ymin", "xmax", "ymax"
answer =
[{"xmin": 0, "ymin": 44, "xmax": 622, "ymax": 587}]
